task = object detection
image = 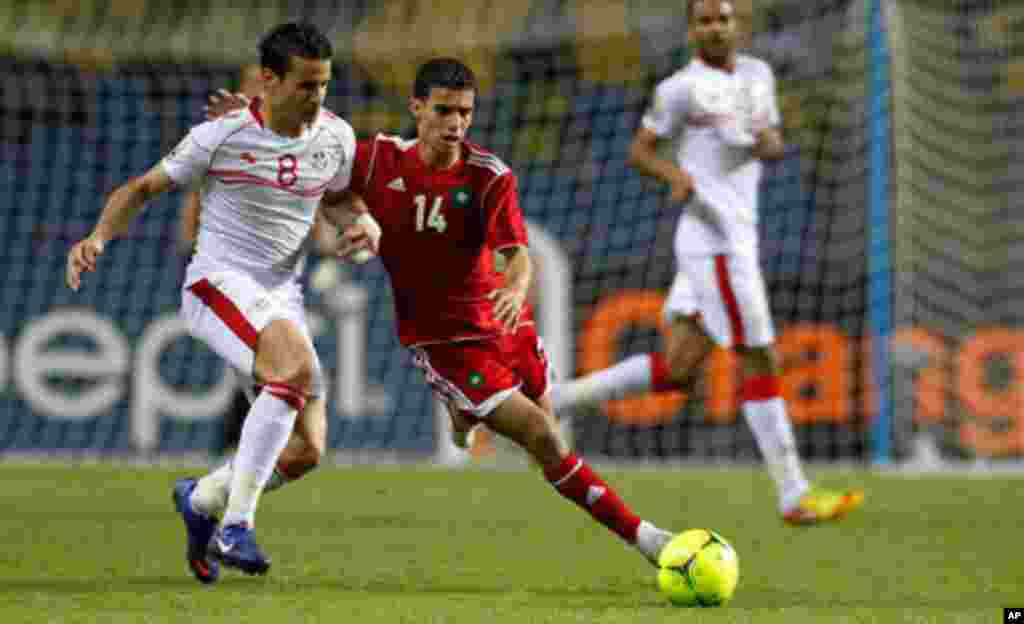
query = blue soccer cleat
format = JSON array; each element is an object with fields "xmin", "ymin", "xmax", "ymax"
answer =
[
  {"xmin": 207, "ymin": 522, "xmax": 271, "ymax": 576},
  {"xmin": 172, "ymin": 478, "xmax": 220, "ymax": 584}
]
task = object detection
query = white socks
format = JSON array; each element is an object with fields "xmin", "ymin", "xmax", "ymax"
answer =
[
  {"xmin": 192, "ymin": 459, "xmax": 292, "ymax": 518},
  {"xmin": 219, "ymin": 391, "xmax": 299, "ymax": 527},
  {"xmin": 635, "ymin": 520, "xmax": 673, "ymax": 566},
  {"xmin": 551, "ymin": 354, "xmax": 654, "ymax": 410},
  {"xmin": 191, "ymin": 459, "xmax": 234, "ymax": 517},
  {"xmin": 743, "ymin": 397, "xmax": 810, "ymax": 512}
]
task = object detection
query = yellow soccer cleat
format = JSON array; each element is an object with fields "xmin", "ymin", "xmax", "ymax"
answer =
[{"xmin": 782, "ymin": 487, "xmax": 865, "ymax": 525}]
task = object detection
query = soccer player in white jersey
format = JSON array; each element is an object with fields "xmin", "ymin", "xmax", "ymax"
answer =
[
  {"xmin": 551, "ymin": 0, "xmax": 863, "ymax": 524},
  {"xmin": 66, "ymin": 22, "xmax": 380, "ymax": 582}
]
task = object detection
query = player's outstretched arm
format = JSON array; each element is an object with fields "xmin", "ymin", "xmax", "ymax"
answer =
[
  {"xmin": 628, "ymin": 127, "xmax": 694, "ymax": 202},
  {"xmin": 491, "ymin": 245, "xmax": 531, "ymax": 332},
  {"xmin": 66, "ymin": 165, "xmax": 174, "ymax": 291}
]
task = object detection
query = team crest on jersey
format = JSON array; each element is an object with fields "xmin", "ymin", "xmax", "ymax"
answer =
[
  {"xmin": 450, "ymin": 187, "xmax": 472, "ymax": 209},
  {"xmin": 331, "ymin": 145, "xmax": 347, "ymax": 166},
  {"xmin": 312, "ymin": 150, "xmax": 329, "ymax": 170},
  {"xmin": 468, "ymin": 371, "xmax": 484, "ymax": 388}
]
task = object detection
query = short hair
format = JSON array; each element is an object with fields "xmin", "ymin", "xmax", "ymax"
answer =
[
  {"xmin": 688, "ymin": 0, "xmax": 731, "ymax": 24},
  {"xmin": 413, "ymin": 58, "xmax": 477, "ymax": 99},
  {"xmin": 259, "ymin": 22, "xmax": 333, "ymax": 78}
]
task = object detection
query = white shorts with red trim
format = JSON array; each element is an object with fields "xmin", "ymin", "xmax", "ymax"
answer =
[
  {"xmin": 663, "ymin": 252, "xmax": 775, "ymax": 349},
  {"xmin": 180, "ymin": 268, "xmax": 324, "ymax": 397}
]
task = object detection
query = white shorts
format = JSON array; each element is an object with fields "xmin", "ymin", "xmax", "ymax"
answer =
[
  {"xmin": 180, "ymin": 269, "xmax": 324, "ymax": 397},
  {"xmin": 662, "ymin": 253, "xmax": 775, "ymax": 349}
]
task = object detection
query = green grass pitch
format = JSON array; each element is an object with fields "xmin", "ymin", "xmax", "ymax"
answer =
[{"xmin": 0, "ymin": 464, "xmax": 1018, "ymax": 623}]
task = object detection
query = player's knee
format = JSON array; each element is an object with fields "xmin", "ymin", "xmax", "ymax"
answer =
[{"xmin": 263, "ymin": 357, "xmax": 316, "ymax": 396}]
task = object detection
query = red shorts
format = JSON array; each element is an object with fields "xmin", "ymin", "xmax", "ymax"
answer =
[{"xmin": 410, "ymin": 324, "xmax": 554, "ymax": 418}]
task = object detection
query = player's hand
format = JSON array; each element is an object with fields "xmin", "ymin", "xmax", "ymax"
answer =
[
  {"xmin": 336, "ymin": 214, "xmax": 381, "ymax": 264},
  {"xmin": 65, "ymin": 235, "xmax": 106, "ymax": 291},
  {"xmin": 204, "ymin": 89, "xmax": 250, "ymax": 120},
  {"xmin": 489, "ymin": 286, "xmax": 527, "ymax": 332},
  {"xmin": 669, "ymin": 168, "xmax": 695, "ymax": 202}
]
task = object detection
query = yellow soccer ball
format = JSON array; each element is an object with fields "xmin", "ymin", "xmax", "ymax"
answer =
[{"xmin": 656, "ymin": 529, "xmax": 739, "ymax": 607}]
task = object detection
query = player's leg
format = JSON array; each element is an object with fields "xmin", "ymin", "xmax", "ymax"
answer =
[
  {"xmin": 272, "ymin": 393, "xmax": 327, "ymax": 486},
  {"xmin": 739, "ymin": 344, "xmax": 863, "ymax": 523},
  {"xmin": 549, "ymin": 270, "xmax": 713, "ymax": 411},
  {"xmin": 508, "ymin": 327, "xmax": 676, "ymax": 564},
  {"xmin": 486, "ymin": 391, "xmax": 673, "ymax": 565},
  {"xmin": 191, "ymin": 306, "xmax": 326, "ymax": 516},
  {"xmin": 270, "ymin": 298, "xmax": 329, "ymax": 484},
  {"xmin": 205, "ymin": 316, "xmax": 314, "ymax": 575},
  {"xmin": 413, "ymin": 336, "xmax": 673, "ymax": 564},
  {"xmin": 174, "ymin": 274, "xmax": 276, "ymax": 584},
  {"xmin": 189, "ymin": 378, "xmax": 255, "ymax": 518},
  {"xmin": 179, "ymin": 273, "xmax": 315, "ymax": 576},
  {"xmin": 713, "ymin": 253, "xmax": 862, "ymax": 523},
  {"xmin": 193, "ymin": 396, "xmax": 326, "ymax": 518},
  {"xmin": 447, "ymin": 402, "xmax": 482, "ymax": 450},
  {"xmin": 735, "ymin": 343, "xmax": 810, "ymax": 514}
]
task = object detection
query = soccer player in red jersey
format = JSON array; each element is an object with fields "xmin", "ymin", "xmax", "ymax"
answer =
[{"xmin": 336, "ymin": 58, "xmax": 677, "ymax": 565}]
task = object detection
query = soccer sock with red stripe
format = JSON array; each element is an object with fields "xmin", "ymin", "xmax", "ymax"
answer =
[
  {"xmin": 221, "ymin": 384, "xmax": 303, "ymax": 527},
  {"xmin": 741, "ymin": 374, "xmax": 809, "ymax": 512}
]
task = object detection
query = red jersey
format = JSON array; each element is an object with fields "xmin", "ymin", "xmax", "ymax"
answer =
[{"xmin": 350, "ymin": 134, "xmax": 531, "ymax": 346}]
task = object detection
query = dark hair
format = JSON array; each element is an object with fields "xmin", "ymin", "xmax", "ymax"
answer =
[
  {"xmin": 413, "ymin": 58, "xmax": 477, "ymax": 99},
  {"xmin": 259, "ymin": 22, "xmax": 333, "ymax": 78}
]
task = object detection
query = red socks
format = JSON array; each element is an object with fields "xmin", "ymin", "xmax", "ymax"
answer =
[
  {"xmin": 649, "ymin": 352, "xmax": 680, "ymax": 392},
  {"xmin": 544, "ymin": 453, "xmax": 641, "ymax": 542},
  {"xmin": 742, "ymin": 374, "xmax": 781, "ymax": 402}
]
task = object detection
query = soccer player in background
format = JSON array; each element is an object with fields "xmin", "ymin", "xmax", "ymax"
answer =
[
  {"xmin": 550, "ymin": 0, "xmax": 864, "ymax": 524},
  {"xmin": 333, "ymin": 58, "xmax": 679, "ymax": 567},
  {"xmin": 66, "ymin": 22, "xmax": 378, "ymax": 582}
]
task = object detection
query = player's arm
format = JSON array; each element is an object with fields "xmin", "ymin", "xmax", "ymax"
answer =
[
  {"xmin": 492, "ymin": 244, "xmax": 531, "ymax": 331},
  {"xmin": 66, "ymin": 165, "xmax": 174, "ymax": 291},
  {"xmin": 485, "ymin": 173, "xmax": 531, "ymax": 332},
  {"xmin": 751, "ymin": 127, "xmax": 784, "ymax": 161},
  {"xmin": 628, "ymin": 128, "xmax": 694, "ymax": 202},
  {"xmin": 750, "ymin": 66, "xmax": 786, "ymax": 161},
  {"xmin": 178, "ymin": 189, "xmax": 201, "ymax": 254},
  {"xmin": 629, "ymin": 78, "xmax": 694, "ymax": 202},
  {"xmin": 321, "ymin": 190, "xmax": 381, "ymax": 261}
]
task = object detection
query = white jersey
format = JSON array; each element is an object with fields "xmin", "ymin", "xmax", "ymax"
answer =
[
  {"xmin": 642, "ymin": 54, "xmax": 780, "ymax": 256},
  {"xmin": 161, "ymin": 102, "xmax": 356, "ymax": 285}
]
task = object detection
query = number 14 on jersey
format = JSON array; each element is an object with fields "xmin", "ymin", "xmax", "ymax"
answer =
[{"xmin": 413, "ymin": 194, "xmax": 448, "ymax": 233}]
